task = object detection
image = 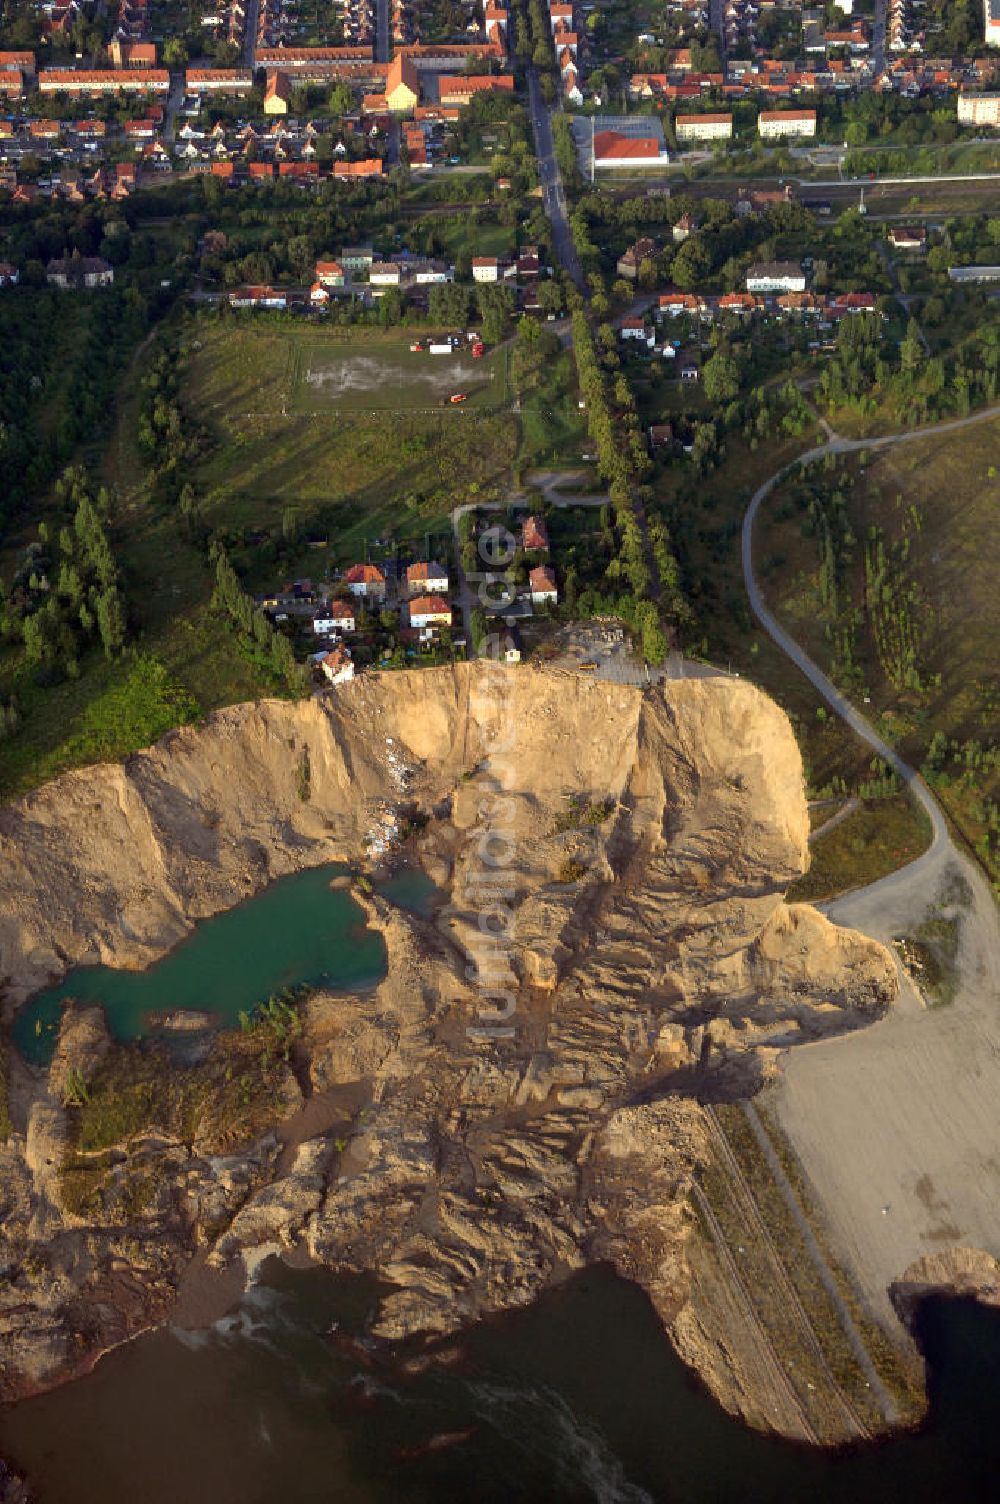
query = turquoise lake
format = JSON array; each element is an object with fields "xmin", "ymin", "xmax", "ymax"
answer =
[{"xmin": 11, "ymin": 864, "xmax": 387, "ymax": 1067}]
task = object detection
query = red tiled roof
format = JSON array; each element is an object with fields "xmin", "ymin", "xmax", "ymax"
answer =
[
  {"xmin": 408, "ymin": 594, "xmax": 452, "ymax": 616},
  {"xmin": 593, "ymin": 130, "xmax": 661, "ymax": 160}
]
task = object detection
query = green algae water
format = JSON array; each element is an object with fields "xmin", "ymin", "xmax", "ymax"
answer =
[
  {"xmin": 376, "ymin": 868, "xmax": 439, "ymax": 918},
  {"xmin": 2, "ymin": 1264, "xmax": 1000, "ymax": 1503},
  {"xmin": 12, "ymin": 865, "xmax": 386, "ymax": 1067}
]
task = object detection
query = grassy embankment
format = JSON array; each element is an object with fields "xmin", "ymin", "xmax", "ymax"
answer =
[
  {"xmin": 756, "ymin": 419, "xmax": 1000, "ymax": 894},
  {"xmin": 57, "ymin": 996, "xmax": 314, "ymax": 1220},
  {"xmin": 0, "ymin": 319, "xmax": 517, "ymax": 798}
]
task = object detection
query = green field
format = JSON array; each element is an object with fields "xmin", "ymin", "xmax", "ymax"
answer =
[
  {"xmin": 286, "ymin": 336, "xmax": 509, "ymax": 413},
  {"xmin": 0, "ymin": 317, "xmax": 519, "ymax": 797},
  {"xmin": 185, "ymin": 323, "xmax": 517, "ymax": 569}
]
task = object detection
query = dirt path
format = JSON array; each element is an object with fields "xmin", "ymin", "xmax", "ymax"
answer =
[
  {"xmin": 807, "ymin": 796, "xmax": 860, "ymax": 845},
  {"xmin": 743, "ymin": 405, "xmax": 1000, "ymax": 1328}
]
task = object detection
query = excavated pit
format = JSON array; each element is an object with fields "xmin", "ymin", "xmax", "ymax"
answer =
[{"xmin": 0, "ymin": 665, "xmax": 898, "ymax": 1433}]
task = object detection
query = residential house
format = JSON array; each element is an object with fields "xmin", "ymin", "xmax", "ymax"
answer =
[
  {"xmin": 826, "ymin": 291, "xmax": 882, "ymax": 313},
  {"xmin": 528, "ymin": 565, "xmax": 558, "ymax": 605},
  {"xmin": 46, "ymin": 254, "xmax": 113, "ymax": 288},
  {"xmin": 746, "ymin": 260, "xmax": 806, "ymax": 293},
  {"xmin": 370, "ymin": 261, "xmax": 402, "ymax": 286},
  {"xmin": 648, "ymin": 423, "xmax": 674, "ymax": 450},
  {"xmin": 38, "ymin": 68, "xmax": 169, "ymax": 94},
  {"xmin": 658, "ymin": 290, "xmax": 709, "ymax": 318},
  {"xmin": 472, "ymin": 255, "xmax": 511, "ymax": 282},
  {"xmin": 407, "ymin": 594, "xmax": 452, "ymax": 630},
  {"xmin": 717, "ymin": 292, "xmax": 761, "ymax": 315},
  {"xmin": 616, "ymin": 237, "xmax": 657, "ymax": 279},
  {"xmin": 406, "ymin": 561, "xmax": 449, "ymax": 594},
  {"xmin": 315, "ymin": 258, "xmax": 346, "ymax": 286},
  {"xmin": 310, "ymin": 281, "xmax": 331, "ymax": 305},
  {"xmin": 619, "ymin": 315, "xmax": 653, "ymax": 343},
  {"xmin": 672, "ymin": 212, "xmax": 698, "ymax": 243},
  {"xmin": 320, "ymin": 645, "xmax": 355, "ymax": 684},
  {"xmin": 228, "ymin": 285, "xmax": 287, "ymax": 308},
  {"xmin": 675, "ymin": 112, "xmax": 733, "ymax": 141},
  {"xmin": 343, "ymin": 562, "xmax": 386, "ymax": 599},
  {"xmin": 521, "ymin": 515, "xmax": 549, "ymax": 552},
  {"xmin": 341, "ymin": 246, "xmax": 374, "ymax": 274},
  {"xmin": 758, "ymin": 109, "xmax": 817, "ymax": 138},
  {"xmin": 333, "ymin": 158, "xmax": 383, "ymax": 178},
  {"xmin": 438, "ymin": 74, "xmax": 514, "ymax": 106},
  {"xmin": 888, "ymin": 225, "xmax": 926, "ymax": 251},
  {"xmin": 776, "ymin": 291, "xmax": 824, "ymax": 316},
  {"xmin": 186, "ymin": 68, "xmax": 254, "ymax": 93},
  {"xmin": 987, "ymin": 0, "xmax": 1000, "ymax": 48},
  {"xmin": 958, "ymin": 92, "xmax": 1000, "ymax": 126},
  {"xmin": 948, "ymin": 264, "xmax": 1000, "ymax": 283},
  {"xmin": 0, "ymin": 262, "xmax": 18, "ymax": 285},
  {"xmin": 313, "ymin": 596, "xmax": 356, "ymax": 633}
]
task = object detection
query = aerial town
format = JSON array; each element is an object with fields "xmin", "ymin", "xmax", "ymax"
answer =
[{"xmin": 3, "ymin": 0, "xmax": 1000, "ymax": 1498}]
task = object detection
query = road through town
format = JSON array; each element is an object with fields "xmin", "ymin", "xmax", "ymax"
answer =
[{"xmin": 526, "ymin": 68, "xmax": 587, "ymax": 294}]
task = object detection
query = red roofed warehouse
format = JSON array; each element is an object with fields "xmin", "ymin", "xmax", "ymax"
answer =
[{"xmin": 592, "ymin": 129, "xmax": 669, "ymax": 167}]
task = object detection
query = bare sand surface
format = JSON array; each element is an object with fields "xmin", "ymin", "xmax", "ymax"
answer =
[{"xmin": 769, "ymin": 847, "xmax": 1000, "ymax": 1326}]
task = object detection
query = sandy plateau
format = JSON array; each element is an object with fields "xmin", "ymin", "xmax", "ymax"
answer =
[{"xmin": 0, "ymin": 666, "xmax": 908, "ymax": 1436}]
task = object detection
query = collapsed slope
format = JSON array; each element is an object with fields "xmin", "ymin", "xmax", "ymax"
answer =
[{"xmin": 0, "ymin": 665, "xmax": 896, "ymax": 1434}]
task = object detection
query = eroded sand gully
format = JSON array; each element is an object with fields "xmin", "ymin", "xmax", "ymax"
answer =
[{"xmin": 0, "ymin": 666, "xmax": 937, "ymax": 1438}]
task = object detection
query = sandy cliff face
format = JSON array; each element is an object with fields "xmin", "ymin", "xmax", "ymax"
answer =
[{"xmin": 0, "ymin": 666, "xmax": 896, "ymax": 1432}]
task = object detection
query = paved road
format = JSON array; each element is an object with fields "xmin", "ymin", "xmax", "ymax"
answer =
[
  {"xmin": 244, "ymin": 0, "xmax": 261, "ymax": 68},
  {"xmin": 375, "ymin": 0, "xmax": 390, "ymax": 65},
  {"xmin": 525, "ymin": 67, "xmax": 587, "ymax": 295},
  {"xmin": 162, "ymin": 70, "xmax": 186, "ymax": 145},
  {"xmin": 872, "ymin": 0, "xmax": 887, "ymax": 73}
]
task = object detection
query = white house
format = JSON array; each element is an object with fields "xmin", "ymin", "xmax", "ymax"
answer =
[
  {"xmin": 529, "ymin": 565, "xmax": 558, "ymax": 605},
  {"xmin": 46, "ymin": 255, "xmax": 114, "ymax": 288},
  {"xmin": 0, "ymin": 261, "xmax": 18, "ymax": 285},
  {"xmin": 406, "ymin": 561, "xmax": 449, "ymax": 594},
  {"xmin": 408, "ymin": 594, "xmax": 453, "ymax": 630},
  {"xmin": 370, "ymin": 262, "xmax": 402, "ymax": 287},
  {"xmin": 957, "ymin": 92, "xmax": 1000, "ymax": 125},
  {"xmin": 675, "ymin": 113, "xmax": 733, "ymax": 142},
  {"xmin": 320, "ymin": 646, "xmax": 355, "ymax": 685},
  {"xmin": 987, "ymin": 0, "xmax": 1000, "ymax": 47},
  {"xmin": 324, "ymin": 599, "xmax": 357, "ymax": 632},
  {"xmin": 473, "ymin": 256, "xmax": 513, "ymax": 282},
  {"xmin": 619, "ymin": 316, "xmax": 654, "ymax": 346},
  {"xmin": 746, "ymin": 261, "xmax": 806, "ymax": 293},
  {"xmin": 758, "ymin": 109, "xmax": 817, "ymax": 139}
]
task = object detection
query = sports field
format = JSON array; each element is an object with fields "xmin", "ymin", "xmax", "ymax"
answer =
[{"xmin": 286, "ymin": 337, "xmax": 508, "ymax": 413}]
